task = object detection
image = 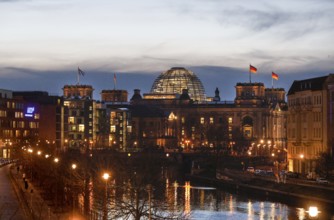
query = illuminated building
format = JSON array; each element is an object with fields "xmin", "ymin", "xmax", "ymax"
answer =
[
  {"xmin": 119, "ymin": 69, "xmax": 288, "ymax": 156},
  {"xmin": 63, "ymin": 85, "xmax": 96, "ymax": 149},
  {"xmin": 101, "ymin": 90, "xmax": 128, "ymax": 102},
  {"xmin": 147, "ymin": 67, "xmax": 206, "ymax": 102},
  {"xmin": 0, "ymin": 89, "xmax": 40, "ymax": 158},
  {"xmin": 12, "ymin": 91, "xmax": 65, "ymax": 152},
  {"xmin": 287, "ymin": 74, "xmax": 334, "ymax": 173}
]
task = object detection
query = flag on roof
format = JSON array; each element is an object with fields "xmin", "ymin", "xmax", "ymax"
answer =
[
  {"xmin": 272, "ymin": 72, "xmax": 279, "ymax": 80},
  {"xmin": 249, "ymin": 65, "xmax": 257, "ymax": 74},
  {"xmin": 78, "ymin": 67, "xmax": 85, "ymax": 76}
]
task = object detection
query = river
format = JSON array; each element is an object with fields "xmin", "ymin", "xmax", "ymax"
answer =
[{"xmin": 172, "ymin": 180, "xmax": 333, "ymax": 219}]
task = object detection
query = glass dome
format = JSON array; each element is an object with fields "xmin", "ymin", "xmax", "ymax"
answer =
[{"xmin": 150, "ymin": 67, "xmax": 206, "ymax": 102}]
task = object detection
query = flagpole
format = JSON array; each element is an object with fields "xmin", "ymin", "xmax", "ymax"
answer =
[
  {"xmin": 249, "ymin": 64, "xmax": 251, "ymax": 83},
  {"xmin": 113, "ymin": 74, "xmax": 116, "ymax": 90},
  {"xmin": 77, "ymin": 67, "xmax": 80, "ymax": 85}
]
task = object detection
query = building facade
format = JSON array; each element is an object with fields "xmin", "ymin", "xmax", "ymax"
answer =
[
  {"xmin": 102, "ymin": 68, "xmax": 288, "ymax": 159},
  {"xmin": 0, "ymin": 89, "xmax": 40, "ymax": 158},
  {"xmin": 287, "ymin": 74, "xmax": 334, "ymax": 174},
  {"xmin": 63, "ymin": 85, "xmax": 96, "ymax": 149}
]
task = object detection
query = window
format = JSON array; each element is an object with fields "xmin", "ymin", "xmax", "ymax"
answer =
[
  {"xmin": 69, "ymin": 117, "xmax": 75, "ymax": 124},
  {"xmin": 78, "ymin": 124, "xmax": 85, "ymax": 132},
  {"xmin": 209, "ymin": 117, "xmax": 214, "ymax": 124},
  {"xmin": 0, "ymin": 110, "xmax": 7, "ymax": 117},
  {"xmin": 200, "ymin": 117, "xmax": 204, "ymax": 124},
  {"xmin": 228, "ymin": 117, "xmax": 232, "ymax": 124},
  {"xmin": 110, "ymin": 125, "xmax": 116, "ymax": 132}
]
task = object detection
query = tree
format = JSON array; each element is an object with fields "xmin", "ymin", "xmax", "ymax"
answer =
[{"xmin": 316, "ymin": 152, "xmax": 334, "ymax": 177}]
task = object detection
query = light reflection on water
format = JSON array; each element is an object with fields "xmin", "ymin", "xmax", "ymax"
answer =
[{"xmin": 170, "ymin": 180, "xmax": 332, "ymax": 220}]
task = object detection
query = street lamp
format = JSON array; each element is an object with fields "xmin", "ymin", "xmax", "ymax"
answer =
[
  {"xmin": 185, "ymin": 140, "xmax": 190, "ymax": 151},
  {"xmin": 54, "ymin": 158, "xmax": 59, "ymax": 210},
  {"xmin": 102, "ymin": 172, "xmax": 110, "ymax": 220},
  {"xmin": 307, "ymin": 206, "xmax": 320, "ymax": 219},
  {"xmin": 300, "ymin": 154, "xmax": 304, "ymax": 174},
  {"xmin": 28, "ymin": 149, "xmax": 33, "ymax": 181},
  {"xmin": 71, "ymin": 163, "xmax": 77, "ymax": 219}
]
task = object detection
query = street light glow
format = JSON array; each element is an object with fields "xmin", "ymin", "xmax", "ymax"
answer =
[
  {"xmin": 54, "ymin": 158, "xmax": 59, "ymax": 163},
  {"xmin": 307, "ymin": 206, "xmax": 320, "ymax": 218},
  {"xmin": 37, "ymin": 151, "xmax": 41, "ymax": 155},
  {"xmin": 103, "ymin": 173, "xmax": 110, "ymax": 180},
  {"xmin": 72, "ymin": 163, "xmax": 77, "ymax": 169}
]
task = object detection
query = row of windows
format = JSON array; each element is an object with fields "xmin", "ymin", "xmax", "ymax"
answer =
[
  {"xmin": 289, "ymin": 95, "xmax": 322, "ymax": 106},
  {"xmin": 1, "ymin": 130, "xmax": 31, "ymax": 138},
  {"xmin": 288, "ymin": 127, "xmax": 322, "ymax": 139},
  {"xmin": 69, "ymin": 124, "xmax": 85, "ymax": 132},
  {"xmin": 288, "ymin": 112, "xmax": 322, "ymax": 123}
]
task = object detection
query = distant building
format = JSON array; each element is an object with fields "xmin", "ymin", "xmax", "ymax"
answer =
[
  {"xmin": 287, "ymin": 74, "xmax": 334, "ymax": 174},
  {"xmin": 106, "ymin": 68, "xmax": 288, "ymax": 158},
  {"xmin": 63, "ymin": 85, "xmax": 96, "ymax": 149},
  {"xmin": 13, "ymin": 91, "xmax": 65, "ymax": 152},
  {"xmin": 148, "ymin": 67, "xmax": 206, "ymax": 102},
  {"xmin": 0, "ymin": 89, "xmax": 40, "ymax": 158},
  {"xmin": 101, "ymin": 90, "xmax": 128, "ymax": 102}
]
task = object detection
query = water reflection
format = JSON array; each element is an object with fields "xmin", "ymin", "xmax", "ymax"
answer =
[
  {"xmin": 167, "ymin": 180, "xmax": 330, "ymax": 220},
  {"xmin": 82, "ymin": 176, "xmax": 332, "ymax": 220}
]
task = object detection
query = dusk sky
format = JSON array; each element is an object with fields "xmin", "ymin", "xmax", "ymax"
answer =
[{"xmin": 1, "ymin": 0, "xmax": 333, "ymax": 100}]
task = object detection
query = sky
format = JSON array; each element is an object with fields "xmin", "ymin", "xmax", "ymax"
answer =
[{"xmin": 1, "ymin": 0, "xmax": 334, "ymax": 100}]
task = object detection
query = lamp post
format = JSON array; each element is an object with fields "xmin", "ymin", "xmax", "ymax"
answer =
[
  {"xmin": 185, "ymin": 140, "xmax": 190, "ymax": 151},
  {"xmin": 300, "ymin": 154, "xmax": 304, "ymax": 174},
  {"xmin": 28, "ymin": 149, "xmax": 33, "ymax": 181},
  {"xmin": 54, "ymin": 158, "xmax": 59, "ymax": 210},
  {"xmin": 102, "ymin": 173, "xmax": 110, "ymax": 220},
  {"xmin": 71, "ymin": 163, "xmax": 77, "ymax": 219}
]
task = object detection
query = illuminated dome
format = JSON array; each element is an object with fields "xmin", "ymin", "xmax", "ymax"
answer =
[{"xmin": 150, "ymin": 67, "xmax": 206, "ymax": 102}]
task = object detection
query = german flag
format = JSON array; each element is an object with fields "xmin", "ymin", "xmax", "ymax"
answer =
[
  {"xmin": 250, "ymin": 65, "xmax": 257, "ymax": 73},
  {"xmin": 272, "ymin": 72, "xmax": 279, "ymax": 80}
]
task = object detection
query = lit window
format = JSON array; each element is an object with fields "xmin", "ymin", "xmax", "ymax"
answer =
[
  {"xmin": 34, "ymin": 114, "xmax": 40, "ymax": 119},
  {"xmin": 210, "ymin": 117, "xmax": 214, "ymax": 124},
  {"xmin": 110, "ymin": 126, "xmax": 116, "ymax": 132},
  {"xmin": 78, "ymin": 124, "xmax": 85, "ymax": 132},
  {"xmin": 69, "ymin": 117, "xmax": 75, "ymax": 124},
  {"xmin": 64, "ymin": 101, "xmax": 70, "ymax": 106},
  {"xmin": 228, "ymin": 117, "xmax": 232, "ymax": 124},
  {"xmin": 200, "ymin": 117, "xmax": 204, "ymax": 124},
  {"xmin": 0, "ymin": 110, "xmax": 7, "ymax": 117},
  {"xmin": 181, "ymin": 117, "xmax": 185, "ymax": 124}
]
